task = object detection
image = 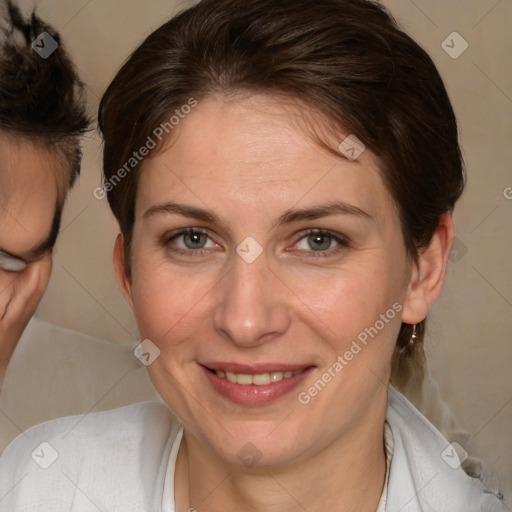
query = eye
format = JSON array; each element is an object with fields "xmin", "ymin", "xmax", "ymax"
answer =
[
  {"xmin": 162, "ymin": 228, "xmax": 348, "ymax": 259},
  {"xmin": 0, "ymin": 252, "xmax": 28, "ymax": 272},
  {"xmin": 165, "ymin": 228, "xmax": 219, "ymax": 254},
  {"xmin": 293, "ymin": 229, "xmax": 349, "ymax": 257}
]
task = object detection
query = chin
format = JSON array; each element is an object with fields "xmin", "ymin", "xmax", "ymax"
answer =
[{"xmin": 192, "ymin": 418, "xmax": 309, "ymax": 470}]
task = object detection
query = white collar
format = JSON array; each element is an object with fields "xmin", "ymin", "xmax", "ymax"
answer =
[
  {"xmin": 160, "ymin": 387, "xmax": 504, "ymax": 512},
  {"xmin": 386, "ymin": 385, "xmax": 504, "ymax": 511}
]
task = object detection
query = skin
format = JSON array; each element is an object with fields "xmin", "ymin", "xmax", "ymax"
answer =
[
  {"xmin": 0, "ymin": 132, "xmax": 59, "ymax": 386},
  {"xmin": 114, "ymin": 94, "xmax": 454, "ymax": 512}
]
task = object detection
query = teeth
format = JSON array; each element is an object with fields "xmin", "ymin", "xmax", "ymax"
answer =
[
  {"xmin": 236, "ymin": 373, "xmax": 253, "ymax": 385},
  {"xmin": 215, "ymin": 369, "xmax": 303, "ymax": 385}
]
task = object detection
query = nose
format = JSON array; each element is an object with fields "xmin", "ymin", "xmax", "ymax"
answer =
[{"xmin": 212, "ymin": 251, "xmax": 291, "ymax": 348}]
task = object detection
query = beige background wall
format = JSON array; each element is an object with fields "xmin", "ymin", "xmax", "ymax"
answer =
[{"xmin": 16, "ymin": 0, "xmax": 512, "ymax": 492}]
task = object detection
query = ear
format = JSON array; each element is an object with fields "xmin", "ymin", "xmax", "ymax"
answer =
[
  {"xmin": 401, "ymin": 213, "xmax": 454, "ymax": 324},
  {"xmin": 113, "ymin": 233, "xmax": 134, "ymax": 310}
]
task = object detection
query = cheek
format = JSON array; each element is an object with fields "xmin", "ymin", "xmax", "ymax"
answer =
[
  {"xmin": 292, "ymin": 270, "xmax": 402, "ymax": 404},
  {"xmin": 279, "ymin": 260, "xmax": 403, "ymax": 347},
  {"xmin": 130, "ymin": 258, "xmax": 214, "ymax": 344}
]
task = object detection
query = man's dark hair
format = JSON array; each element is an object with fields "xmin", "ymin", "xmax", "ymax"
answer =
[
  {"xmin": 0, "ymin": 0, "xmax": 90, "ymax": 245},
  {"xmin": 99, "ymin": 0, "xmax": 465, "ymax": 389}
]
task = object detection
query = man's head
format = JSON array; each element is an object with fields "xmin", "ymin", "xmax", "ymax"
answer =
[{"xmin": 0, "ymin": 1, "xmax": 89, "ymax": 382}]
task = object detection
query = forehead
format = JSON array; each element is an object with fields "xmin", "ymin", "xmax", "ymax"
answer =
[
  {"xmin": 136, "ymin": 94, "xmax": 394, "ymax": 223},
  {"xmin": 0, "ymin": 132, "xmax": 59, "ymax": 256}
]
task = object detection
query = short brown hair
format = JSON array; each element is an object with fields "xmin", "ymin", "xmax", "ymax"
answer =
[
  {"xmin": 98, "ymin": 0, "xmax": 464, "ymax": 388},
  {"xmin": 0, "ymin": 1, "xmax": 90, "ymax": 245}
]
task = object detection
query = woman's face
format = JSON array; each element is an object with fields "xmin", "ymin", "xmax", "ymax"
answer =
[{"xmin": 119, "ymin": 94, "xmax": 420, "ymax": 467}]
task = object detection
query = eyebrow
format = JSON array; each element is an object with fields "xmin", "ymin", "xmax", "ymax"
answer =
[
  {"xmin": 0, "ymin": 233, "xmax": 53, "ymax": 263},
  {"xmin": 272, "ymin": 200, "xmax": 372, "ymax": 228},
  {"xmin": 143, "ymin": 200, "xmax": 371, "ymax": 231}
]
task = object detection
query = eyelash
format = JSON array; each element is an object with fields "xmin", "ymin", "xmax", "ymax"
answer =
[{"xmin": 163, "ymin": 228, "xmax": 350, "ymax": 259}]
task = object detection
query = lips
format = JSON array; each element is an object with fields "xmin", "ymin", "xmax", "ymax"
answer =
[{"xmin": 200, "ymin": 362, "xmax": 314, "ymax": 405}]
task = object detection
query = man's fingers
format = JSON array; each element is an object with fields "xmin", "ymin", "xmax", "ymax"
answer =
[
  {"xmin": 0, "ymin": 272, "xmax": 16, "ymax": 320},
  {"xmin": 8, "ymin": 256, "xmax": 52, "ymax": 322},
  {"xmin": 0, "ymin": 257, "xmax": 52, "ymax": 375}
]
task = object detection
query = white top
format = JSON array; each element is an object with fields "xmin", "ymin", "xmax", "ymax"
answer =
[
  {"xmin": 376, "ymin": 422, "xmax": 394, "ymax": 512},
  {"xmin": 0, "ymin": 386, "xmax": 505, "ymax": 511},
  {"xmin": 0, "ymin": 317, "xmax": 157, "ymax": 454},
  {"xmin": 158, "ymin": 422, "xmax": 394, "ymax": 512}
]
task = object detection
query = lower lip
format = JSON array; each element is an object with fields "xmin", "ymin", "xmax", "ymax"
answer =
[{"xmin": 201, "ymin": 365, "xmax": 314, "ymax": 405}]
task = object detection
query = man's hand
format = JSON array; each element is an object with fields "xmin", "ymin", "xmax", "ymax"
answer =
[{"xmin": 0, "ymin": 254, "xmax": 52, "ymax": 386}]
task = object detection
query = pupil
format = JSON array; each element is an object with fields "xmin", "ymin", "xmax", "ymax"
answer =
[
  {"xmin": 308, "ymin": 233, "xmax": 331, "ymax": 251},
  {"xmin": 185, "ymin": 232, "xmax": 206, "ymax": 249}
]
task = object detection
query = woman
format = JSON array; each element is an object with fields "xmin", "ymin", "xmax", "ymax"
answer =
[{"xmin": 0, "ymin": 0, "xmax": 506, "ymax": 510}]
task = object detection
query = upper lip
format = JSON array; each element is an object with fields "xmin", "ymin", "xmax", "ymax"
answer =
[{"xmin": 200, "ymin": 362, "xmax": 313, "ymax": 374}]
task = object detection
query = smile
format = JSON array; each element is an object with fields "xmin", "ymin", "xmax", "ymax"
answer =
[
  {"xmin": 213, "ymin": 369, "xmax": 304, "ymax": 386},
  {"xmin": 200, "ymin": 363, "xmax": 314, "ymax": 405}
]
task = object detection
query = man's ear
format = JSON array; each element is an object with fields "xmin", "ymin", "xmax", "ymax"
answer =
[
  {"xmin": 113, "ymin": 233, "xmax": 134, "ymax": 310},
  {"xmin": 401, "ymin": 213, "xmax": 454, "ymax": 324}
]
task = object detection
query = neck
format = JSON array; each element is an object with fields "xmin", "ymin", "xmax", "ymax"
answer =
[{"xmin": 175, "ymin": 405, "xmax": 387, "ymax": 512}]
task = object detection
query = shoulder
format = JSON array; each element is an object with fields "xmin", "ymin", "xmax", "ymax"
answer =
[
  {"xmin": 386, "ymin": 386, "xmax": 506, "ymax": 512},
  {"xmin": 0, "ymin": 401, "xmax": 181, "ymax": 511},
  {"xmin": 0, "ymin": 317, "xmax": 157, "ymax": 453}
]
